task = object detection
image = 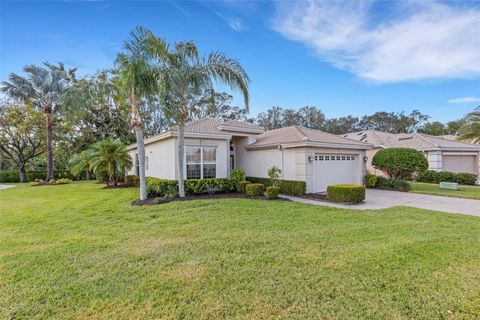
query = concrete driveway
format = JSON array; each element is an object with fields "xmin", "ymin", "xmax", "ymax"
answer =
[{"xmin": 281, "ymin": 189, "xmax": 480, "ymax": 217}]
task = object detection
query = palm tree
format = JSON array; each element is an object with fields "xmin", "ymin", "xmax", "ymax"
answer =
[
  {"xmin": 1, "ymin": 63, "xmax": 74, "ymax": 180},
  {"xmin": 154, "ymin": 42, "xmax": 250, "ymax": 197},
  {"xmin": 115, "ymin": 27, "xmax": 164, "ymax": 200},
  {"xmin": 89, "ymin": 139, "xmax": 132, "ymax": 186},
  {"xmin": 69, "ymin": 150, "xmax": 94, "ymax": 180},
  {"xmin": 459, "ymin": 107, "xmax": 480, "ymax": 144}
]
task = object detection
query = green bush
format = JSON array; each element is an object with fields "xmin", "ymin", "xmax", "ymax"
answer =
[
  {"xmin": 245, "ymin": 183, "xmax": 265, "ymax": 197},
  {"xmin": 146, "ymin": 177, "xmax": 236, "ymax": 198},
  {"xmin": 417, "ymin": 170, "xmax": 477, "ymax": 185},
  {"xmin": 327, "ymin": 184, "xmax": 365, "ymax": 203},
  {"xmin": 265, "ymin": 186, "xmax": 280, "ymax": 199},
  {"xmin": 364, "ymin": 173, "xmax": 377, "ymax": 188},
  {"xmin": 246, "ymin": 177, "xmax": 306, "ymax": 195},
  {"xmin": 230, "ymin": 169, "xmax": 245, "ymax": 187},
  {"xmin": 372, "ymin": 148, "xmax": 428, "ymax": 180},
  {"xmin": 375, "ymin": 176, "xmax": 411, "ymax": 191},
  {"xmin": 0, "ymin": 169, "xmax": 78, "ymax": 183},
  {"xmin": 55, "ymin": 178, "xmax": 71, "ymax": 185},
  {"xmin": 237, "ymin": 181, "xmax": 251, "ymax": 193},
  {"xmin": 124, "ymin": 175, "xmax": 140, "ymax": 187}
]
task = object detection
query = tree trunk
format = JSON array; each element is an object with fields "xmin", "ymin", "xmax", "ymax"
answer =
[
  {"xmin": 45, "ymin": 107, "xmax": 55, "ymax": 181},
  {"xmin": 85, "ymin": 170, "xmax": 91, "ymax": 180},
  {"xmin": 19, "ymin": 164, "xmax": 27, "ymax": 183},
  {"xmin": 130, "ymin": 85, "xmax": 147, "ymax": 200},
  {"xmin": 177, "ymin": 120, "xmax": 186, "ymax": 198}
]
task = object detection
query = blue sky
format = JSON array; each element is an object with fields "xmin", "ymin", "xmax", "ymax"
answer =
[{"xmin": 1, "ymin": 0, "xmax": 479, "ymax": 122}]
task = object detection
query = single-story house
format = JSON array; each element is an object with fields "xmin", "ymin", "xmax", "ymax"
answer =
[
  {"xmin": 127, "ymin": 119, "xmax": 372, "ymax": 193},
  {"xmin": 342, "ymin": 130, "xmax": 480, "ymax": 178}
]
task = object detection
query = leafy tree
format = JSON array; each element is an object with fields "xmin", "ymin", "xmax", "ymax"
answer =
[
  {"xmin": 0, "ymin": 103, "xmax": 44, "ymax": 182},
  {"xmin": 418, "ymin": 121, "xmax": 446, "ymax": 136},
  {"xmin": 372, "ymin": 148, "xmax": 428, "ymax": 180},
  {"xmin": 1, "ymin": 63, "xmax": 75, "ymax": 180},
  {"xmin": 358, "ymin": 110, "xmax": 429, "ymax": 134},
  {"xmin": 188, "ymin": 90, "xmax": 249, "ymax": 122},
  {"xmin": 324, "ymin": 115, "xmax": 359, "ymax": 134},
  {"xmin": 445, "ymin": 119, "xmax": 465, "ymax": 135},
  {"xmin": 89, "ymin": 139, "xmax": 132, "ymax": 186},
  {"xmin": 257, "ymin": 106, "xmax": 284, "ymax": 130},
  {"xmin": 115, "ymin": 27, "xmax": 165, "ymax": 200},
  {"xmin": 459, "ymin": 106, "xmax": 480, "ymax": 143},
  {"xmin": 69, "ymin": 150, "xmax": 94, "ymax": 180},
  {"xmin": 154, "ymin": 41, "xmax": 250, "ymax": 197},
  {"xmin": 297, "ymin": 106, "xmax": 326, "ymax": 130}
]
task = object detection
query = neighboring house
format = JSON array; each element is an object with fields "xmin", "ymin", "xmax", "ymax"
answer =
[
  {"xmin": 343, "ymin": 130, "xmax": 480, "ymax": 178},
  {"xmin": 127, "ymin": 119, "xmax": 372, "ymax": 193}
]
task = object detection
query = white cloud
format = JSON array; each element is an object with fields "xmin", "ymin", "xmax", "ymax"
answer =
[
  {"xmin": 214, "ymin": 10, "xmax": 246, "ymax": 32},
  {"xmin": 273, "ymin": 0, "xmax": 480, "ymax": 83},
  {"xmin": 448, "ymin": 97, "xmax": 480, "ymax": 104}
]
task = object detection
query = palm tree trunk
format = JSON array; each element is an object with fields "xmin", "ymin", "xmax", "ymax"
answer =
[
  {"xmin": 131, "ymin": 86, "xmax": 147, "ymax": 200},
  {"xmin": 177, "ymin": 120, "xmax": 186, "ymax": 198},
  {"xmin": 85, "ymin": 170, "xmax": 91, "ymax": 180},
  {"xmin": 45, "ymin": 107, "xmax": 54, "ymax": 181}
]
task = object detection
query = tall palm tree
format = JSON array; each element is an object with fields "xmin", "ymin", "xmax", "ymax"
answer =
[
  {"xmin": 459, "ymin": 107, "xmax": 480, "ymax": 144},
  {"xmin": 115, "ymin": 27, "xmax": 164, "ymax": 200},
  {"xmin": 89, "ymin": 139, "xmax": 132, "ymax": 186},
  {"xmin": 69, "ymin": 150, "xmax": 94, "ymax": 180},
  {"xmin": 154, "ymin": 42, "xmax": 250, "ymax": 197},
  {"xmin": 1, "ymin": 63, "xmax": 74, "ymax": 180}
]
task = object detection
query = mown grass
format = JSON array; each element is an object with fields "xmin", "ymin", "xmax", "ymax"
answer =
[
  {"xmin": 411, "ymin": 182, "xmax": 480, "ymax": 200},
  {"xmin": 1, "ymin": 182, "xmax": 480, "ymax": 319}
]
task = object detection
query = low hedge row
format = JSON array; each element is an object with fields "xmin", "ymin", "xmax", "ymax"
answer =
[
  {"xmin": 146, "ymin": 177, "xmax": 236, "ymax": 198},
  {"xmin": 327, "ymin": 184, "xmax": 365, "ymax": 203},
  {"xmin": 245, "ymin": 177, "xmax": 306, "ymax": 195},
  {"xmin": 0, "ymin": 169, "xmax": 81, "ymax": 183},
  {"xmin": 417, "ymin": 170, "xmax": 477, "ymax": 185},
  {"xmin": 245, "ymin": 183, "xmax": 265, "ymax": 197},
  {"xmin": 376, "ymin": 176, "xmax": 412, "ymax": 191}
]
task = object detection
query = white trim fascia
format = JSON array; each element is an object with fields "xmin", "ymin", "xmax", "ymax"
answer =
[{"xmin": 127, "ymin": 131, "xmax": 231, "ymax": 150}]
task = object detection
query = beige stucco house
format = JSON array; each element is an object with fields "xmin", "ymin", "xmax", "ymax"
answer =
[
  {"xmin": 127, "ymin": 119, "xmax": 372, "ymax": 193},
  {"xmin": 343, "ymin": 130, "xmax": 480, "ymax": 179}
]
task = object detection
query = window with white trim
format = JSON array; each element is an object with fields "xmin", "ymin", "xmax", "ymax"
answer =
[{"xmin": 185, "ymin": 146, "xmax": 216, "ymax": 179}]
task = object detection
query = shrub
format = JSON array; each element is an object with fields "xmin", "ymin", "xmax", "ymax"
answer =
[
  {"xmin": 245, "ymin": 183, "xmax": 265, "ymax": 197},
  {"xmin": 55, "ymin": 178, "xmax": 71, "ymax": 185},
  {"xmin": 267, "ymin": 166, "xmax": 282, "ymax": 187},
  {"xmin": 230, "ymin": 169, "xmax": 245, "ymax": 187},
  {"xmin": 327, "ymin": 184, "xmax": 365, "ymax": 203},
  {"xmin": 0, "ymin": 169, "xmax": 78, "ymax": 183},
  {"xmin": 146, "ymin": 177, "xmax": 236, "ymax": 198},
  {"xmin": 237, "ymin": 181, "xmax": 251, "ymax": 193},
  {"xmin": 417, "ymin": 170, "xmax": 477, "ymax": 185},
  {"xmin": 375, "ymin": 176, "xmax": 411, "ymax": 191},
  {"xmin": 372, "ymin": 148, "xmax": 428, "ymax": 180},
  {"xmin": 246, "ymin": 177, "xmax": 306, "ymax": 195},
  {"xmin": 364, "ymin": 173, "xmax": 377, "ymax": 188},
  {"xmin": 265, "ymin": 186, "xmax": 280, "ymax": 199},
  {"xmin": 124, "ymin": 175, "xmax": 140, "ymax": 187}
]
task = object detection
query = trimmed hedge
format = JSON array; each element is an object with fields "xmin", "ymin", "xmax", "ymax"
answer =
[
  {"xmin": 372, "ymin": 147, "xmax": 428, "ymax": 179},
  {"xmin": 0, "ymin": 169, "xmax": 79, "ymax": 183},
  {"xmin": 245, "ymin": 183, "xmax": 265, "ymax": 197},
  {"xmin": 364, "ymin": 173, "xmax": 377, "ymax": 188},
  {"xmin": 265, "ymin": 186, "xmax": 280, "ymax": 199},
  {"xmin": 246, "ymin": 177, "xmax": 306, "ymax": 196},
  {"xmin": 327, "ymin": 184, "xmax": 365, "ymax": 203},
  {"xmin": 146, "ymin": 177, "xmax": 236, "ymax": 198},
  {"xmin": 376, "ymin": 176, "xmax": 412, "ymax": 191},
  {"xmin": 237, "ymin": 181, "xmax": 251, "ymax": 193},
  {"xmin": 417, "ymin": 170, "xmax": 477, "ymax": 185},
  {"xmin": 124, "ymin": 175, "xmax": 140, "ymax": 187}
]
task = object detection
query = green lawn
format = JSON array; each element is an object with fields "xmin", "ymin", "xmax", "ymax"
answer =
[
  {"xmin": 1, "ymin": 182, "xmax": 480, "ymax": 319},
  {"xmin": 411, "ymin": 182, "xmax": 480, "ymax": 200}
]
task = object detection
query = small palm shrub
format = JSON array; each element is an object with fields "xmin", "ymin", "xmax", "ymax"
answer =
[
  {"xmin": 267, "ymin": 166, "xmax": 282, "ymax": 186},
  {"xmin": 265, "ymin": 186, "xmax": 280, "ymax": 199},
  {"xmin": 89, "ymin": 139, "xmax": 132, "ymax": 186},
  {"xmin": 69, "ymin": 150, "xmax": 93, "ymax": 180},
  {"xmin": 327, "ymin": 184, "xmax": 365, "ymax": 203},
  {"xmin": 237, "ymin": 181, "xmax": 251, "ymax": 193},
  {"xmin": 245, "ymin": 183, "xmax": 265, "ymax": 197}
]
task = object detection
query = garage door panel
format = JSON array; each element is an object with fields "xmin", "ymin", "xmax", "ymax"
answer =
[
  {"xmin": 313, "ymin": 154, "xmax": 358, "ymax": 192},
  {"xmin": 443, "ymin": 155, "xmax": 475, "ymax": 174}
]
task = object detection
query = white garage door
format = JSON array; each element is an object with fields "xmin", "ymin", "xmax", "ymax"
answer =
[
  {"xmin": 443, "ymin": 155, "xmax": 476, "ymax": 174},
  {"xmin": 313, "ymin": 154, "xmax": 359, "ymax": 193}
]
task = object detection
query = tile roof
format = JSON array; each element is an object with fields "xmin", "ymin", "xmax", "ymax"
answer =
[
  {"xmin": 343, "ymin": 130, "xmax": 480, "ymax": 151},
  {"xmin": 248, "ymin": 126, "xmax": 372, "ymax": 149},
  {"xmin": 221, "ymin": 120, "xmax": 264, "ymax": 131}
]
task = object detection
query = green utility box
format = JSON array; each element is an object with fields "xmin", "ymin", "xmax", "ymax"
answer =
[{"xmin": 439, "ymin": 182, "xmax": 459, "ymax": 190}]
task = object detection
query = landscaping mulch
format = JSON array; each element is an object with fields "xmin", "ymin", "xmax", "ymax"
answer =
[
  {"xmin": 132, "ymin": 193, "xmax": 289, "ymax": 206},
  {"xmin": 299, "ymin": 193, "xmax": 329, "ymax": 201}
]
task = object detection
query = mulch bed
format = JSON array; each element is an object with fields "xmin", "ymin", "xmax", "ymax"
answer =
[
  {"xmin": 298, "ymin": 193, "xmax": 329, "ymax": 201},
  {"xmin": 132, "ymin": 193, "xmax": 290, "ymax": 206}
]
